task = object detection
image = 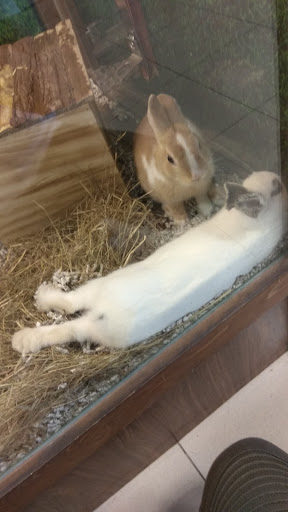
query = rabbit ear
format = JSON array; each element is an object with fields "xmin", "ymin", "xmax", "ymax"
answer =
[
  {"xmin": 157, "ymin": 94, "xmax": 185, "ymax": 125},
  {"xmin": 147, "ymin": 94, "xmax": 171, "ymax": 140},
  {"xmin": 224, "ymin": 182, "xmax": 265, "ymax": 218},
  {"xmin": 225, "ymin": 183, "xmax": 247, "ymax": 210},
  {"xmin": 271, "ymin": 177, "xmax": 282, "ymax": 197}
]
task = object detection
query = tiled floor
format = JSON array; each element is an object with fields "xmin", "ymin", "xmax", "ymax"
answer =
[{"xmin": 96, "ymin": 352, "xmax": 288, "ymax": 512}]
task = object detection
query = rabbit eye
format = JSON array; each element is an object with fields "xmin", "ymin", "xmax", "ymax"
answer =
[{"xmin": 167, "ymin": 155, "xmax": 175, "ymax": 164}]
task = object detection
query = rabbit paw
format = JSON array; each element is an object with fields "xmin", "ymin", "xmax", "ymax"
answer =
[
  {"xmin": 197, "ymin": 198, "xmax": 214, "ymax": 218},
  {"xmin": 209, "ymin": 182, "xmax": 226, "ymax": 207},
  {"xmin": 35, "ymin": 284, "xmax": 69, "ymax": 313},
  {"xmin": 173, "ymin": 216, "xmax": 190, "ymax": 227},
  {"xmin": 12, "ymin": 328, "xmax": 44, "ymax": 355},
  {"xmin": 163, "ymin": 204, "xmax": 188, "ymax": 226}
]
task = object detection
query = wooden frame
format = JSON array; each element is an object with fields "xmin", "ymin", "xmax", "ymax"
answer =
[
  {"xmin": 1, "ymin": 255, "xmax": 287, "ymax": 511},
  {"xmin": 34, "ymin": 0, "xmax": 158, "ymax": 79},
  {"xmin": 114, "ymin": 0, "xmax": 158, "ymax": 79}
]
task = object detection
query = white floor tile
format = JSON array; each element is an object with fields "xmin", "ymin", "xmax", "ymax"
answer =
[
  {"xmin": 95, "ymin": 444, "xmax": 204, "ymax": 512},
  {"xmin": 180, "ymin": 352, "xmax": 288, "ymax": 478}
]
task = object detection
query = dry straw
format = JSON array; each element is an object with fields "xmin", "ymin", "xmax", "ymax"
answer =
[
  {"xmin": 0, "ymin": 176, "xmax": 168, "ymax": 462},
  {"xmin": 1, "ymin": 172, "xmax": 283, "ymax": 468}
]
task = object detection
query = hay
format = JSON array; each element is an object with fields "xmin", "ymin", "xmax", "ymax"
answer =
[
  {"xmin": 0, "ymin": 176, "xmax": 194, "ymax": 471},
  {"xmin": 0, "ymin": 183, "xmax": 144, "ymax": 451},
  {"xmin": 0, "ymin": 175, "xmax": 285, "ymax": 474}
]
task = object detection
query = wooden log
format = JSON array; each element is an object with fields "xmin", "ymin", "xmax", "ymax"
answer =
[
  {"xmin": 0, "ymin": 20, "xmax": 122, "ymax": 242},
  {"xmin": 0, "ymin": 19, "xmax": 92, "ymax": 130},
  {"xmin": 0, "ymin": 103, "xmax": 119, "ymax": 241},
  {"xmin": 0, "ymin": 65, "xmax": 14, "ymax": 133},
  {"xmin": 33, "ymin": 0, "xmax": 93, "ymax": 69}
]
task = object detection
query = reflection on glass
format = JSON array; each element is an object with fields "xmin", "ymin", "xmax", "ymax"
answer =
[{"xmin": 0, "ymin": 0, "xmax": 286, "ymax": 476}]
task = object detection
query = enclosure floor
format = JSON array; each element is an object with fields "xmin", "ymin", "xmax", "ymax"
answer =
[{"xmin": 95, "ymin": 352, "xmax": 288, "ymax": 512}]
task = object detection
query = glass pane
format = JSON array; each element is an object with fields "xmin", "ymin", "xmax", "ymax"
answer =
[{"xmin": 0, "ymin": 0, "xmax": 287, "ymax": 476}]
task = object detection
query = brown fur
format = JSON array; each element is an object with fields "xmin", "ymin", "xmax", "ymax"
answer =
[{"xmin": 134, "ymin": 94, "xmax": 215, "ymax": 223}]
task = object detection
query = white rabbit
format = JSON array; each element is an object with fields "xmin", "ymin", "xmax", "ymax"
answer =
[
  {"xmin": 12, "ymin": 172, "xmax": 287, "ymax": 356},
  {"xmin": 134, "ymin": 94, "xmax": 215, "ymax": 224}
]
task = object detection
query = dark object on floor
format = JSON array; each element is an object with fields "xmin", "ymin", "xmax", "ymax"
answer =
[{"xmin": 200, "ymin": 437, "xmax": 288, "ymax": 511}]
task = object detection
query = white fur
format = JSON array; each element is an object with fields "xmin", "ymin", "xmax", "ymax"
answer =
[
  {"xmin": 142, "ymin": 154, "xmax": 166, "ymax": 189},
  {"xmin": 197, "ymin": 196, "xmax": 214, "ymax": 217},
  {"xmin": 12, "ymin": 172, "xmax": 287, "ymax": 356},
  {"xmin": 187, "ymin": 120, "xmax": 201, "ymax": 137},
  {"xmin": 176, "ymin": 132, "xmax": 199, "ymax": 178}
]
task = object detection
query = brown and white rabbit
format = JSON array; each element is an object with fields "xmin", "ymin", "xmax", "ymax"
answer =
[{"xmin": 134, "ymin": 93, "xmax": 215, "ymax": 223}]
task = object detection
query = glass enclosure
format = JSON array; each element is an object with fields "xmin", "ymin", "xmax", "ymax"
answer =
[{"xmin": 0, "ymin": 0, "xmax": 287, "ymax": 475}]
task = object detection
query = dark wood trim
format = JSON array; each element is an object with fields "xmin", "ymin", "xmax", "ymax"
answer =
[
  {"xmin": 33, "ymin": 0, "xmax": 92, "ymax": 68},
  {"xmin": 32, "ymin": 0, "xmax": 60, "ymax": 29},
  {"xmin": 276, "ymin": 0, "xmax": 288, "ymax": 181},
  {"xmin": 23, "ymin": 299, "xmax": 288, "ymax": 511},
  {"xmin": 115, "ymin": 0, "xmax": 158, "ymax": 79},
  {"xmin": 1, "ymin": 256, "xmax": 288, "ymax": 510}
]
